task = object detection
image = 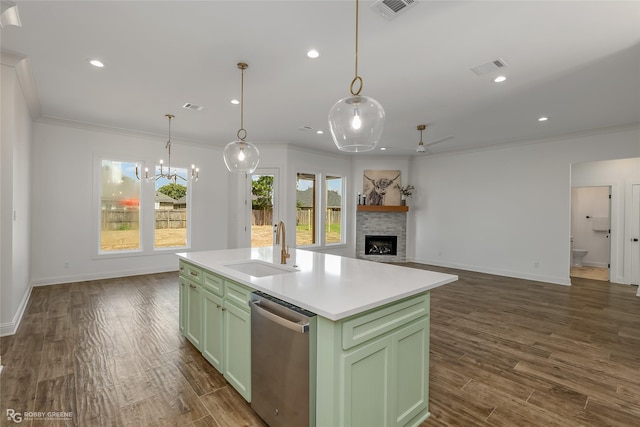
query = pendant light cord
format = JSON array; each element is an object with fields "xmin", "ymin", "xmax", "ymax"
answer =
[
  {"xmin": 237, "ymin": 63, "xmax": 248, "ymax": 141},
  {"xmin": 350, "ymin": 0, "xmax": 363, "ymax": 96},
  {"xmin": 165, "ymin": 114, "xmax": 174, "ymax": 174}
]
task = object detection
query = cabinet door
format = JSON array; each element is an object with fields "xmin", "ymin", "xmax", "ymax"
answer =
[
  {"xmin": 186, "ymin": 280, "xmax": 202, "ymax": 350},
  {"xmin": 202, "ymin": 289, "xmax": 224, "ymax": 372},
  {"xmin": 179, "ymin": 277, "xmax": 187, "ymax": 335},
  {"xmin": 342, "ymin": 335, "xmax": 392, "ymax": 427},
  {"xmin": 391, "ymin": 317, "xmax": 429, "ymax": 427},
  {"xmin": 224, "ymin": 302, "xmax": 251, "ymax": 402}
]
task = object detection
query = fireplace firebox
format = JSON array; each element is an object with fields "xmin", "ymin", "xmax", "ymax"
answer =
[{"xmin": 365, "ymin": 235, "xmax": 397, "ymax": 256}]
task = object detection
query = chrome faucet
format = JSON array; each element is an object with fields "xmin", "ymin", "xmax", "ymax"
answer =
[{"xmin": 275, "ymin": 221, "xmax": 291, "ymax": 264}]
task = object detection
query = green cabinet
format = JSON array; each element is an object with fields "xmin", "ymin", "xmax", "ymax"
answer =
[
  {"xmin": 179, "ymin": 260, "xmax": 203, "ymax": 350},
  {"xmin": 186, "ymin": 279, "xmax": 202, "ymax": 350},
  {"xmin": 178, "ymin": 277, "xmax": 187, "ymax": 334},
  {"xmin": 316, "ymin": 292, "xmax": 431, "ymax": 427},
  {"xmin": 178, "ymin": 260, "xmax": 253, "ymax": 402},
  {"xmin": 223, "ymin": 298, "xmax": 251, "ymax": 401},
  {"xmin": 202, "ymin": 289, "xmax": 224, "ymax": 372},
  {"xmin": 342, "ymin": 318, "xmax": 429, "ymax": 427}
]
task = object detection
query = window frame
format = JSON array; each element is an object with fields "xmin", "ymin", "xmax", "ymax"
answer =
[
  {"xmin": 93, "ymin": 155, "xmax": 193, "ymax": 259},
  {"xmin": 295, "ymin": 171, "xmax": 346, "ymax": 249}
]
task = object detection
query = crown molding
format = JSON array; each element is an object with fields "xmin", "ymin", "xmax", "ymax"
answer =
[
  {"xmin": 35, "ymin": 115, "xmax": 220, "ymax": 150},
  {"xmin": 412, "ymin": 123, "xmax": 640, "ymax": 161},
  {"xmin": 1, "ymin": 49, "xmax": 41, "ymax": 119}
]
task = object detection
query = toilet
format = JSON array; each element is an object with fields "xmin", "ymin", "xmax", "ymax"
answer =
[{"xmin": 572, "ymin": 249, "xmax": 588, "ymax": 267}]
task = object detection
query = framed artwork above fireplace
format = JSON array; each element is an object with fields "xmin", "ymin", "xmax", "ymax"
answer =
[{"xmin": 363, "ymin": 170, "xmax": 401, "ymax": 206}]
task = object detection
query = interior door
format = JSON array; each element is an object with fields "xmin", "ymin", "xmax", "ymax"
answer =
[
  {"xmin": 249, "ymin": 169, "xmax": 279, "ymax": 248},
  {"xmin": 631, "ymin": 184, "xmax": 640, "ymax": 285}
]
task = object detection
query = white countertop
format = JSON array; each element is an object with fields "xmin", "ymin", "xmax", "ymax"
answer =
[{"xmin": 177, "ymin": 247, "xmax": 457, "ymax": 321}]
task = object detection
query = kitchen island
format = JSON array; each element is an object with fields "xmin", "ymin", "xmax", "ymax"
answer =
[{"xmin": 177, "ymin": 247, "xmax": 457, "ymax": 427}]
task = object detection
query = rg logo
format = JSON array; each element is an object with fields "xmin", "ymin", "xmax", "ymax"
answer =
[{"xmin": 6, "ymin": 409, "xmax": 22, "ymax": 423}]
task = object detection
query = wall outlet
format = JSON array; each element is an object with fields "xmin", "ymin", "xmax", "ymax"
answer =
[
  {"xmin": 64, "ymin": 262, "xmax": 69, "ymax": 269},
  {"xmin": 534, "ymin": 261, "xmax": 539, "ymax": 269}
]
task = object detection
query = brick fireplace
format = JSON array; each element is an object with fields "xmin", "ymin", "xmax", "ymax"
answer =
[{"xmin": 356, "ymin": 206, "xmax": 408, "ymax": 263}]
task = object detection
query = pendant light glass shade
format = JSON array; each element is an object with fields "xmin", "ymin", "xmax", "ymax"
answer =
[
  {"xmin": 329, "ymin": 95, "xmax": 385, "ymax": 152},
  {"xmin": 223, "ymin": 140, "xmax": 259, "ymax": 174},
  {"xmin": 224, "ymin": 62, "xmax": 260, "ymax": 174},
  {"xmin": 328, "ymin": 0, "xmax": 384, "ymax": 152}
]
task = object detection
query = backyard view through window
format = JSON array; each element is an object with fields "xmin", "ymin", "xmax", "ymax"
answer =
[
  {"xmin": 100, "ymin": 160, "xmax": 189, "ymax": 252},
  {"xmin": 100, "ymin": 160, "xmax": 141, "ymax": 251},
  {"xmin": 154, "ymin": 167, "xmax": 188, "ymax": 249},
  {"xmin": 325, "ymin": 175, "xmax": 343, "ymax": 244},
  {"xmin": 297, "ymin": 173, "xmax": 316, "ymax": 246},
  {"xmin": 251, "ymin": 174, "xmax": 275, "ymax": 248}
]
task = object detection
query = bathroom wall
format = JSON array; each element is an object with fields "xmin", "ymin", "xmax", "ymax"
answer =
[{"xmin": 571, "ymin": 186, "xmax": 610, "ymax": 268}]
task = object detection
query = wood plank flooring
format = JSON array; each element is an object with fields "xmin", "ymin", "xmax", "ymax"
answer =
[
  {"xmin": 1, "ymin": 266, "xmax": 639, "ymax": 426},
  {"xmin": 570, "ymin": 266, "xmax": 609, "ymax": 282}
]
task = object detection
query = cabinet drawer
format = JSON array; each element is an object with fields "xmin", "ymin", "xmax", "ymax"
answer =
[
  {"xmin": 342, "ymin": 292, "xmax": 429, "ymax": 350},
  {"xmin": 182, "ymin": 262, "xmax": 203, "ymax": 284},
  {"xmin": 179, "ymin": 260, "xmax": 188, "ymax": 277},
  {"xmin": 203, "ymin": 272, "xmax": 224, "ymax": 296},
  {"xmin": 224, "ymin": 280, "xmax": 254, "ymax": 311}
]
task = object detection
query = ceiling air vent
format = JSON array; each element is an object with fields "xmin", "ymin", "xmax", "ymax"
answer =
[
  {"xmin": 371, "ymin": 0, "xmax": 416, "ymax": 20},
  {"xmin": 182, "ymin": 102, "xmax": 204, "ymax": 111},
  {"xmin": 470, "ymin": 58, "xmax": 508, "ymax": 76}
]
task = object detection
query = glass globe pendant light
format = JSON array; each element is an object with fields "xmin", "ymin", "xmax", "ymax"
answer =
[
  {"xmin": 328, "ymin": 0, "xmax": 385, "ymax": 152},
  {"xmin": 223, "ymin": 62, "xmax": 260, "ymax": 173}
]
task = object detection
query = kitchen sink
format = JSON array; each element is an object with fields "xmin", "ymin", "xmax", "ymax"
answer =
[{"xmin": 223, "ymin": 260, "xmax": 298, "ymax": 277}]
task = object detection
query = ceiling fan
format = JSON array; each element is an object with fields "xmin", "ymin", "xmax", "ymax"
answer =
[{"xmin": 416, "ymin": 124, "xmax": 453, "ymax": 154}]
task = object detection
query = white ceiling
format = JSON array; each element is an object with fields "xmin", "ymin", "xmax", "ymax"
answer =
[{"xmin": 2, "ymin": 1, "xmax": 639, "ymax": 156}]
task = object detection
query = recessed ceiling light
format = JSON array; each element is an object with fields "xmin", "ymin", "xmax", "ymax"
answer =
[
  {"xmin": 89, "ymin": 59, "xmax": 104, "ymax": 68},
  {"xmin": 493, "ymin": 75, "xmax": 507, "ymax": 83},
  {"xmin": 379, "ymin": 147, "xmax": 387, "ymax": 151},
  {"xmin": 316, "ymin": 130, "xmax": 323, "ymax": 135},
  {"xmin": 230, "ymin": 99, "xmax": 239, "ymax": 105},
  {"xmin": 307, "ymin": 49, "xmax": 320, "ymax": 59},
  {"xmin": 538, "ymin": 116, "xmax": 549, "ymax": 122}
]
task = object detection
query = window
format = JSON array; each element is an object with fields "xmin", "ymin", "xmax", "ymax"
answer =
[
  {"xmin": 296, "ymin": 172, "xmax": 345, "ymax": 247},
  {"xmin": 325, "ymin": 175, "xmax": 343, "ymax": 244},
  {"xmin": 100, "ymin": 160, "xmax": 141, "ymax": 251},
  {"xmin": 154, "ymin": 166, "xmax": 188, "ymax": 249},
  {"xmin": 98, "ymin": 159, "xmax": 191, "ymax": 254},
  {"xmin": 296, "ymin": 173, "xmax": 316, "ymax": 246},
  {"xmin": 250, "ymin": 172, "xmax": 277, "ymax": 248}
]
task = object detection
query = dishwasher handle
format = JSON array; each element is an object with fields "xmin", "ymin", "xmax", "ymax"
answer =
[{"xmin": 250, "ymin": 300, "xmax": 309, "ymax": 334}]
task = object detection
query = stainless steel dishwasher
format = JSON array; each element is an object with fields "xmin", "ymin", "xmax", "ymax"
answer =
[{"xmin": 250, "ymin": 291, "xmax": 316, "ymax": 427}]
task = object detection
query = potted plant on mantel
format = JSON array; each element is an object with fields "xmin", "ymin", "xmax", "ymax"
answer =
[{"xmin": 395, "ymin": 184, "xmax": 414, "ymax": 206}]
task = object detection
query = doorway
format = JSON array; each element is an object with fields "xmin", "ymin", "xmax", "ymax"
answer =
[
  {"xmin": 570, "ymin": 186, "xmax": 611, "ymax": 282},
  {"xmin": 631, "ymin": 184, "xmax": 640, "ymax": 286},
  {"xmin": 249, "ymin": 169, "xmax": 279, "ymax": 248}
]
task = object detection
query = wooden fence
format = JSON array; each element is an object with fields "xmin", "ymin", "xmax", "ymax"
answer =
[
  {"xmin": 101, "ymin": 209, "xmax": 187, "ymax": 230},
  {"xmin": 251, "ymin": 209, "xmax": 342, "ymax": 227}
]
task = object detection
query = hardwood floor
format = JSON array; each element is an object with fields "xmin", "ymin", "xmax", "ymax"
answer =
[
  {"xmin": 1, "ymin": 266, "xmax": 638, "ymax": 426},
  {"xmin": 570, "ymin": 266, "xmax": 609, "ymax": 282}
]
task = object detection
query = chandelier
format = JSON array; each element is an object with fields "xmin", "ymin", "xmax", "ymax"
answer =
[{"xmin": 136, "ymin": 114, "xmax": 199, "ymax": 183}]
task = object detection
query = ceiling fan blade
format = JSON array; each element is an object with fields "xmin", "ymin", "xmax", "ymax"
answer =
[{"xmin": 423, "ymin": 135, "xmax": 454, "ymax": 148}]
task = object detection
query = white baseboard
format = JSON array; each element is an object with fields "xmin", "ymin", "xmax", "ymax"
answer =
[
  {"xmin": 30, "ymin": 265, "xmax": 179, "ymax": 287},
  {"xmin": 407, "ymin": 257, "xmax": 572, "ymax": 286},
  {"xmin": 583, "ymin": 261, "xmax": 609, "ymax": 268},
  {"xmin": 0, "ymin": 285, "xmax": 32, "ymax": 337}
]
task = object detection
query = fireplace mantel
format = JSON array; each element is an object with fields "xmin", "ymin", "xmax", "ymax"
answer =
[{"xmin": 356, "ymin": 205, "xmax": 409, "ymax": 212}]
